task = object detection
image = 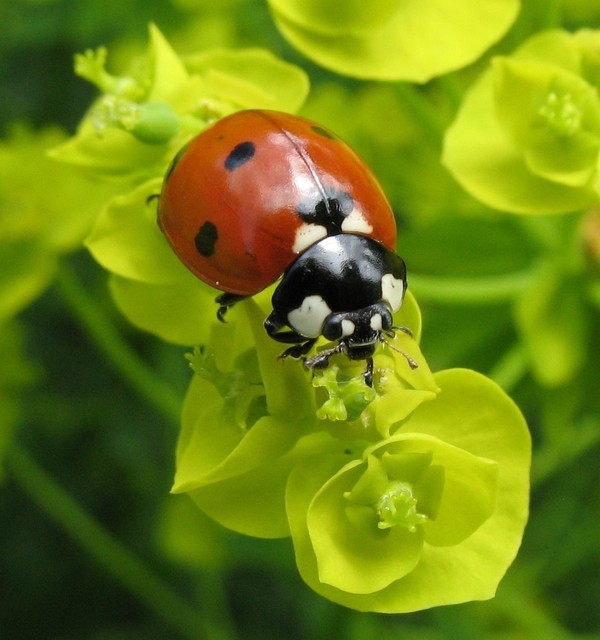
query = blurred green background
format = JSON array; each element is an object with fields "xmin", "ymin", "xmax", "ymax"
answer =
[{"xmin": 2, "ymin": 0, "xmax": 600, "ymax": 638}]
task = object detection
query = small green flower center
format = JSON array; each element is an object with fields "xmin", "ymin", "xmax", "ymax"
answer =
[
  {"xmin": 91, "ymin": 96, "xmax": 140, "ymax": 134},
  {"xmin": 313, "ymin": 365, "xmax": 376, "ymax": 422},
  {"xmin": 537, "ymin": 91, "xmax": 582, "ymax": 137},
  {"xmin": 375, "ymin": 481, "xmax": 428, "ymax": 532}
]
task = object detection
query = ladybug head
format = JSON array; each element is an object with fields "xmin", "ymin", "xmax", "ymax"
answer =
[
  {"xmin": 264, "ymin": 235, "xmax": 416, "ymax": 385},
  {"xmin": 321, "ymin": 302, "xmax": 394, "ymax": 359}
]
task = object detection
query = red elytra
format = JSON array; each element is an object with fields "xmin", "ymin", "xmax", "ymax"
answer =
[{"xmin": 157, "ymin": 109, "xmax": 397, "ymax": 296}]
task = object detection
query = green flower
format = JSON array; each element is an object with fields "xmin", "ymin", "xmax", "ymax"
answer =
[
  {"xmin": 172, "ymin": 294, "xmax": 434, "ymax": 537},
  {"xmin": 172, "ymin": 296, "xmax": 530, "ymax": 612},
  {"xmin": 268, "ymin": 0, "xmax": 519, "ymax": 82},
  {"xmin": 60, "ymin": 26, "xmax": 308, "ymax": 344},
  {"xmin": 287, "ymin": 369, "xmax": 530, "ymax": 612},
  {"xmin": 443, "ymin": 29, "xmax": 600, "ymax": 214},
  {"xmin": 51, "ymin": 25, "xmax": 309, "ymax": 181}
]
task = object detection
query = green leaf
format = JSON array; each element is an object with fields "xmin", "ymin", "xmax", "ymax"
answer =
[
  {"xmin": 443, "ymin": 29, "xmax": 600, "ymax": 214},
  {"xmin": 269, "ymin": 0, "xmax": 519, "ymax": 82},
  {"xmin": 288, "ymin": 369, "xmax": 530, "ymax": 612},
  {"xmin": 109, "ymin": 273, "xmax": 217, "ymax": 346},
  {"xmin": 443, "ymin": 66, "xmax": 598, "ymax": 214},
  {"xmin": 396, "ymin": 290, "xmax": 422, "ymax": 344},
  {"xmin": 0, "ymin": 242, "xmax": 56, "ymax": 321},
  {"xmin": 244, "ymin": 298, "xmax": 316, "ymax": 419},
  {"xmin": 1, "ymin": 127, "xmax": 113, "ymax": 251},
  {"xmin": 371, "ymin": 389, "xmax": 437, "ymax": 439},
  {"xmin": 0, "ymin": 321, "xmax": 36, "ymax": 474},
  {"xmin": 85, "ymin": 180, "xmax": 186, "ymax": 284},
  {"xmin": 171, "ymin": 302, "xmax": 320, "ymax": 537},
  {"xmin": 185, "ymin": 48, "xmax": 309, "ymax": 114},
  {"xmin": 306, "ymin": 459, "xmax": 424, "ymax": 594},
  {"xmin": 401, "ymin": 217, "xmax": 538, "ymax": 277},
  {"xmin": 146, "ymin": 23, "xmax": 190, "ymax": 103},
  {"xmin": 494, "ymin": 58, "xmax": 600, "ymax": 187},
  {"xmin": 371, "ymin": 435, "xmax": 498, "ymax": 546},
  {"xmin": 157, "ymin": 495, "xmax": 230, "ymax": 570},
  {"xmin": 268, "ymin": 0, "xmax": 402, "ymax": 36},
  {"xmin": 515, "ymin": 263, "xmax": 589, "ymax": 386},
  {"xmin": 186, "ymin": 456, "xmax": 294, "ymax": 539},
  {"xmin": 49, "ymin": 119, "xmax": 170, "ymax": 180}
]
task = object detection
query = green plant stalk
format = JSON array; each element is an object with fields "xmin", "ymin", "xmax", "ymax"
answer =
[
  {"xmin": 433, "ymin": 71, "xmax": 466, "ymax": 111},
  {"xmin": 493, "ymin": 584, "xmax": 574, "ymax": 640},
  {"xmin": 6, "ymin": 443, "xmax": 236, "ymax": 640},
  {"xmin": 409, "ymin": 269, "xmax": 536, "ymax": 305},
  {"xmin": 488, "ymin": 343, "xmax": 528, "ymax": 394},
  {"xmin": 538, "ymin": 0, "xmax": 563, "ymax": 30},
  {"xmin": 56, "ymin": 262, "xmax": 182, "ymax": 426},
  {"xmin": 395, "ymin": 82, "xmax": 447, "ymax": 150}
]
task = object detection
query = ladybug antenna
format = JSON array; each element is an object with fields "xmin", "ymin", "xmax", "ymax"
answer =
[
  {"xmin": 381, "ymin": 328, "xmax": 419, "ymax": 370},
  {"xmin": 384, "ymin": 340, "xmax": 418, "ymax": 370}
]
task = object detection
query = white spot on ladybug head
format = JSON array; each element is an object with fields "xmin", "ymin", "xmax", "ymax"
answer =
[
  {"xmin": 341, "ymin": 319, "xmax": 355, "ymax": 337},
  {"xmin": 292, "ymin": 223, "xmax": 328, "ymax": 253},
  {"xmin": 381, "ymin": 273, "xmax": 405, "ymax": 312},
  {"xmin": 370, "ymin": 313, "xmax": 382, "ymax": 332},
  {"xmin": 287, "ymin": 295, "xmax": 332, "ymax": 338},
  {"xmin": 341, "ymin": 207, "xmax": 373, "ymax": 236}
]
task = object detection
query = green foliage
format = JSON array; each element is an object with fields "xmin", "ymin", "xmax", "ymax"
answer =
[
  {"xmin": 267, "ymin": 0, "xmax": 520, "ymax": 81},
  {"xmin": 289, "ymin": 369, "xmax": 528, "ymax": 612},
  {"xmin": 2, "ymin": 0, "xmax": 600, "ymax": 637},
  {"xmin": 443, "ymin": 29, "xmax": 600, "ymax": 214},
  {"xmin": 169, "ymin": 294, "xmax": 529, "ymax": 612}
]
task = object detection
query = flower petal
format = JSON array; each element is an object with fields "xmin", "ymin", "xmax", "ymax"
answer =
[{"xmin": 269, "ymin": 0, "xmax": 519, "ymax": 82}]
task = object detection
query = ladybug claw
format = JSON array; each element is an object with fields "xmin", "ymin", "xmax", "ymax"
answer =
[
  {"xmin": 278, "ymin": 339, "xmax": 317, "ymax": 361},
  {"xmin": 215, "ymin": 293, "xmax": 247, "ymax": 322}
]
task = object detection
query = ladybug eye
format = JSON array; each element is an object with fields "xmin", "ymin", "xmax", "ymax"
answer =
[
  {"xmin": 224, "ymin": 141, "xmax": 255, "ymax": 171},
  {"xmin": 322, "ymin": 314, "xmax": 356, "ymax": 341}
]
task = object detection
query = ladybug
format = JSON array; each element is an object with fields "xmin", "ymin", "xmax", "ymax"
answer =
[{"xmin": 158, "ymin": 109, "xmax": 416, "ymax": 385}]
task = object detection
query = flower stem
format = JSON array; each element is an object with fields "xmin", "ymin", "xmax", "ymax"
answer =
[
  {"xmin": 6, "ymin": 443, "xmax": 236, "ymax": 640},
  {"xmin": 55, "ymin": 262, "xmax": 182, "ymax": 426},
  {"xmin": 538, "ymin": 0, "xmax": 563, "ymax": 30},
  {"xmin": 433, "ymin": 72, "xmax": 465, "ymax": 111},
  {"xmin": 488, "ymin": 343, "xmax": 528, "ymax": 393},
  {"xmin": 395, "ymin": 82, "xmax": 446, "ymax": 150},
  {"xmin": 409, "ymin": 269, "xmax": 535, "ymax": 305}
]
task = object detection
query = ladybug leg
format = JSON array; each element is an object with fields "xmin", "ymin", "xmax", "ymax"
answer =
[
  {"xmin": 307, "ymin": 346, "xmax": 375, "ymax": 387},
  {"xmin": 279, "ymin": 339, "xmax": 318, "ymax": 361},
  {"xmin": 364, "ymin": 357, "xmax": 374, "ymax": 387},
  {"xmin": 304, "ymin": 343, "xmax": 345, "ymax": 371},
  {"xmin": 265, "ymin": 311, "xmax": 306, "ymax": 344},
  {"xmin": 264, "ymin": 312, "xmax": 317, "ymax": 356},
  {"xmin": 216, "ymin": 293, "xmax": 247, "ymax": 322}
]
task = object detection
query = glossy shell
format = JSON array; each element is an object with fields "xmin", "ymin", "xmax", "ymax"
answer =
[
  {"xmin": 270, "ymin": 234, "xmax": 406, "ymax": 338},
  {"xmin": 157, "ymin": 109, "xmax": 397, "ymax": 296}
]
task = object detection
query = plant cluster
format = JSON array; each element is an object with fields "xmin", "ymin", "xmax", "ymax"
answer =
[{"xmin": 2, "ymin": 1, "xmax": 599, "ymax": 635}]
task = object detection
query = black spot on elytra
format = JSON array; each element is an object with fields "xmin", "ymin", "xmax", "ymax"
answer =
[
  {"xmin": 296, "ymin": 186, "xmax": 354, "ymax": 235},
  {"xmin": 225, "ymin": 141, "xmax": 255, "ymax": 171},
  {"xmin": 195, "ymin": 221, "xmax": 218, "ymax": 256},
  {"xmin": 311, "ymin": 125, "xmax": 337, "ymax": 140}
]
